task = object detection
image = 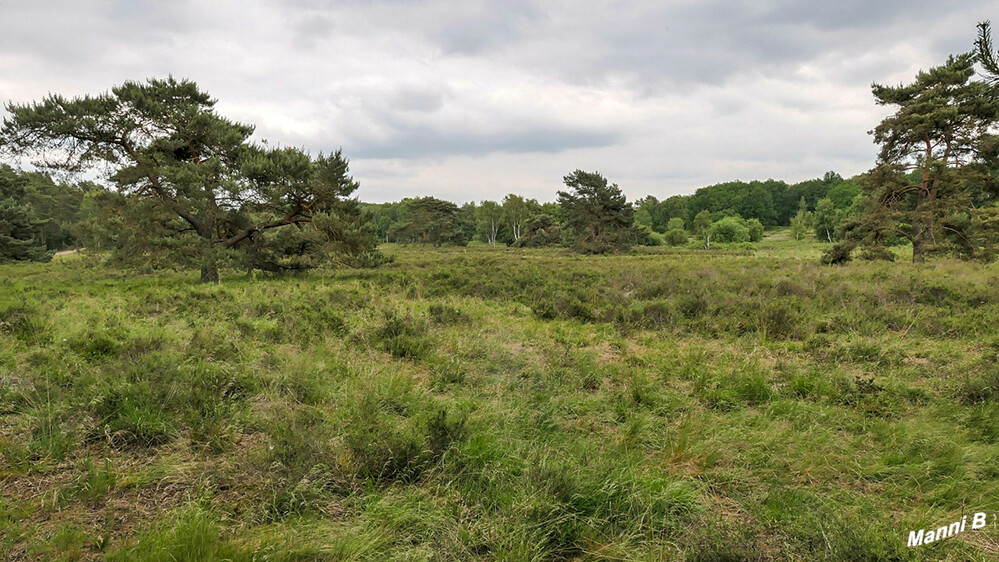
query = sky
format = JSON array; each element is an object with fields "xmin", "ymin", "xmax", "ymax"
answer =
[{"xmin": 1, "ymin": 0, "xmax": 998, "ymax": 203}]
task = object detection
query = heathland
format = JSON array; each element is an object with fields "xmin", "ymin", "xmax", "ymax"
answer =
[{"xmin": 3, "ymin": 238, "xmax": 999, "ymax": 560}]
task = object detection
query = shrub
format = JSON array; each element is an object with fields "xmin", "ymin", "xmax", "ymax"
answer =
[
  {"xmin": 664, "ymin": 228, "xmax": 689, "ymax": 246},
  {"xmin": 746, "ymin": 218, "xmax": 764, "ymax": 242},
  {"xmin": 755, "ymin": 304, "xmax": 799, "ymax": 340},
  {"xmin": 642, "ymin": 300, "xmax": 675, "ymax": 327},
  {"xmin": 635, "ymin": 225, "xmax": 662, "ymax": 246},
  {"xmin": 822, "ymin": 241, "xmax": 855, "ymax": 264},
  {"xmin": 708, "ymin": 217, "xmax": 751, "ymax": 243},
  {"xmin": 859, "ymin": 245, "xmax": 896, "ymax": 262}
]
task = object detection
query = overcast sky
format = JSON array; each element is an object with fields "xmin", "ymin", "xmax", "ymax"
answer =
[{"xmin": 2, "ymin": 1, "xmax": 998, "ymax": 203}]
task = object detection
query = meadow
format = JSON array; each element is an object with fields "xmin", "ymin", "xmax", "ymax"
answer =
[{"xmin": 2, "ymin": 237, "xmax": 999, "ymax": 560}]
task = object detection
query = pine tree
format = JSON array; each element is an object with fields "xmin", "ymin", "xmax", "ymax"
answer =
[
  {"xmin": 857, "ymin": 52, "xmax": 999, "ymax": 262},
  {"xmin": 557, "ymin": 170, "xmax": 635, "ymax": 253},
  {"xmin": 0, "ymin": 77, "xmax": 378, "ymax": 281},
  {"xmin": 0, "ymin": 166, "xmax": 52, "ymax": 262},
  {"xmin": 389, "ymin": 197, "xmax": 467, "ymax": 246}
]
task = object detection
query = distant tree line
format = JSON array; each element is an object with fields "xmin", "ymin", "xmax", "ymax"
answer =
[
  {"xmin": 359, "ymin": 170, "xmax": 865, "ymax": 251},
  {"xmin": 0, "ymin": 164, "xmax": 95, "ymax": 262},
  {"xmin": 2, "ymin": 153, "xmax": 872, "ymax": 264}
]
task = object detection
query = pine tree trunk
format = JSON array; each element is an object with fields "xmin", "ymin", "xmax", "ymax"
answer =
[
  {"xmin": 912, "ymin": 143, "xmax": 931, "ymax": 264},
  {"xmin": 201, "ymin": 261, "xmax": 219, "ymax": 283},
  {"xmin": 911, "ymin": 214, "xmax": 925, "ymax": 263},
  {"xmin": 912, "ymin": 238, "xmax": 925, "ymax": 263},
  {"xmin": 201, "ymin": 244, "xmax": 219, "ymax": 282}
]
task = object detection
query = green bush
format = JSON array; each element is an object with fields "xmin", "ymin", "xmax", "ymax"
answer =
[
  {"xmin": 427, "ymin": 303, "xmax": 470, "ymax": 325},
  {"xmin": 708, "ymin": 217, "xmax": 751, "ymax": 243},
  {"xmin": 746, "ymin": 218, "xmax": 764, "ymax": 242},
  {"xmin": 664, "ymin": 228, "xmax": 689, "ymax": 246}
]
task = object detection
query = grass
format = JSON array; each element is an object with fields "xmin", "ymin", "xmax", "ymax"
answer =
[{"xmin": 1, "ymin": 238, "xmax": 998, "ymax": 560}]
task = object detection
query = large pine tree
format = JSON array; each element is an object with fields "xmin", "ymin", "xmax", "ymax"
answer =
[
  {"xmin": 857, "ymin": 52, "xmax": 999, "ymax": 262},
  {"xmin": 557, "ymin": 170, "xmax": 635, "ymax": 253},
  {"xmin": 0, "ymin": 77, "xmax": 378, "ymax": 281}
]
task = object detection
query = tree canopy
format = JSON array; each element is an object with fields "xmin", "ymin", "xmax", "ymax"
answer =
[
  {"xmin": 0, "ymin": 77, "xmax": 379, "ymax": 281},
  {"xmin": 0, "ymin": 165, "xmax": 52, "ymax": 262},
  {"xmin": 557, "ymin": 170, "xmax": 635, "ymax": 253},
  {"xmin": 388, "ymin": 197, "xmax": 468, "ymax": 246},
  {"xmin": 838, "ymin": 52, "xmax": 999, "ymax": 262}
]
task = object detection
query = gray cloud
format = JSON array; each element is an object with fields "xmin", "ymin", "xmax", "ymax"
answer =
[{"xmin": 2, "ymin": 0, "xmax": 999, "ymax": 203}]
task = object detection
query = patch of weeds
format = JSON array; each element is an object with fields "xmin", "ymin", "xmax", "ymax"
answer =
[
  {"xmin": 0, "ymin": 439, "xmax": 33, "ymax": 475},
  {"xmin": 281, "ymin": 302, "xmax": 348, "ymax": 344},
  {"xmin": 833, "ymin": 375, "xmax": 901, "ymax": 418},
  {"xmin": 25, "ymin": 405, "xmax": 77, "ymax": 463},
  {"xmin": 834, "ymin": 375, "xmax": 883, "ymax": 406},
  {"xmin": 683, "ymin": 514, "xmax": 766, "ymax": 561},
  {"xmin": 695, "ymin": 373, "xmax": 737, "ymax": 411},
  {"xmin": 66, "ymin": 329, "xmax": 121, "ymax": 360},
  {"xmin": 529, "ymin": 289, "xmax": 597, "ymax": 323},
  {"xmin": 60, "ymin": 457, "xmax": 117, "ymax": 506},
  {"xmin": 106, "ymin": 506, "xmax": 254, "ymax": 562},
  {"xmin": 429, "ymin": 356, "xmax": 467, "ymax": 388},
  {"xmin": 803, "ymin": 333, "xmax": 833, "ymax": 355},
  {"xmin": 956, "ymin": 366, "xmax": 999, "ymax": 405},
  {"xmin": 965, "ymin": 403, "xmax": 999, "ymax": 443},
  {"xmin": 0, "ymin": 305, "xmax": 50, "ymax": 344},
  {"xmin": 263, "ymin": 463, "xmax": 348, "ymax": 522},
  {"xmin": 427, "ymin": 303, "xmax": 470, "ymax": 325},
  {"xmin": 787, "ymin": 370, "xmax": 829, "ymax": 400},
  {"xmin": 581, "ymin": 370, "xmax": 601, "ymax": 391},
  {"xmin": 627, "ymin": 374, "xmax": 657, "ymax": 407},
  {"xmin": 374, "ymin": 309, "xmax": 432, "ymax": 360},
  {"xmin": 733, "ymin": 371, "xmax": 773, "ymax": 405},
  {"xmin": 755, "ymin": 303, "xmax": 799, "ymax": 340},
  {"xmin": 425, "ymin": 408, "xmax": 468, "ymax": 459},
  {"xmin": 90, "ymin": 383, "xmax": 176, "ymax": 448},
  {"xmin": 30, "ymin": 524, "xmax": 89, "ymax": 561},
  {"xmin": 678, "ymin": 294, "xmax": 709, "ymax": 319},
  {"xmin": 187, "ymin": 327, "xmax": 242, "ymax": 362},
  {"xmin": 695, "ymin": 369, "xmax": 773, "ymax": 410},
  {"xmin": 641, "ymin": 300, "xmax": 676, "ymax": 328},
  {"xmin": 341, "ymin": 397, "xmax": 467, "ymax": 484}
]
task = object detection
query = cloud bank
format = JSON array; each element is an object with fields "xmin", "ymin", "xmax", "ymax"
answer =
[{"xmin": 2, "ymin": 0, "xmax": 997, "ymax": 202}]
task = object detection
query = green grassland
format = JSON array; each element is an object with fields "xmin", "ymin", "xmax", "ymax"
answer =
[{"xmin": 2, "ymin": 239, "xmax": 999, "ymax": 560}]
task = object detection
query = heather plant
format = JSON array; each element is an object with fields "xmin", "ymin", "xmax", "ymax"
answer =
[{"xmin": 1, "ymin": 242, "xmax": 998, "ymax": 559}]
